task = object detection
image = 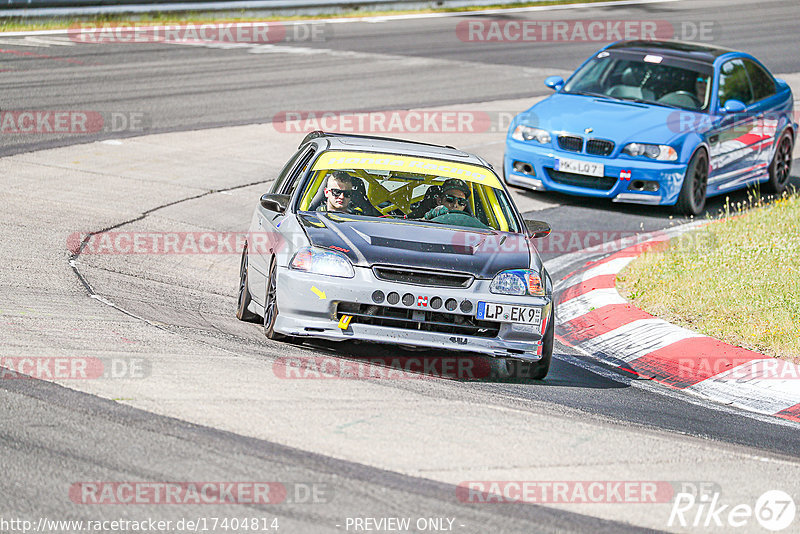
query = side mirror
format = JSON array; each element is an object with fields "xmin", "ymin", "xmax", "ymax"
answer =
[
  {"xmin": 722, "ymin": 99, "xmax": 746, "ymax": 114},
  {"xmin": 260, "ymin": 193, "xmax": 290, "ymax": 213},
  {"xmin": 544, "ymin": 76, "xmax": 564, "ymax": 91},
  {"xmin": 524, "ymin": 219, "xmax": 551, "ymax": 239}
]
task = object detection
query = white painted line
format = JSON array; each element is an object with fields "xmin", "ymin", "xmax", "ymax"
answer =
[
  {"xmin": 557, "ymin": 287, "xmax": 626, "ymax": 323},
  {"xmin": 359, "ymin": 0, "xmax": 681, "ymax": 22},
  {"xmin": 577, "ymin": 318, "xmax": 702, "ymax": 363},
  {"xmin": 0, "ymin": 0, "xmax": 681, "ymax": 35}
]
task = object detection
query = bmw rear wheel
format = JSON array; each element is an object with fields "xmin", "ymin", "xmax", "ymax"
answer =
[
  {"xmin": 764, "ymin": 131, "xmax": 794, "ymax": 195},
  {"xmin": 675, "ymin": 149, "xmax": 709, "ymax": 216}
]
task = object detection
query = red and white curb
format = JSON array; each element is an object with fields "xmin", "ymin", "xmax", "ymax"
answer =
[{"xmin": 554, "ymin": 225, "xmax": 800, "ymax": 423}]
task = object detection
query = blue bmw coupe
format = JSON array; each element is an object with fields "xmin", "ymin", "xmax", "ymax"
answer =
[{"xmin": 504, "ymin": 41, "xmax": 796, "ymax": 215}]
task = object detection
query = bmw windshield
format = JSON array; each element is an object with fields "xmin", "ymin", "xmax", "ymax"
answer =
[{"xmin": 563, "ymin": 50, "xmax": 714, "ymax": 111}]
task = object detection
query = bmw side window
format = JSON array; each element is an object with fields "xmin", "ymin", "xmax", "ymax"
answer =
[
  {"xmin": 743, "ymin": 60, "xmax": 776, "ymax": 102},
  {"xmin": 718, "ymin": 59, "xmax": 753, "ymax": 107}
]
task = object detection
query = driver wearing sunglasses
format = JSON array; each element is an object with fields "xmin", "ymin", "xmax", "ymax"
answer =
[
  {"xmin": 318, "ymin": 171, "xmax": 355, "ymax": 213},
  {"xmin": 424, "ymin": 178, "xmax": 471, "ymax": 220}
]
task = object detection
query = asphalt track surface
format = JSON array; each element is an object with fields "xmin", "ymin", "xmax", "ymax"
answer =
[{"xmin": 2, "ymin": 0, "xmax": 800, "ymax": 532}]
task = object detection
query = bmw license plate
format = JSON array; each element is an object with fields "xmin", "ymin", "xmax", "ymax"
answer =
[
  {"xmin": 556, "ymin": 157, "xmax": 604, "ymax": 177},
  {"xmin": 477, "ymin": 302, "xmax": 541, "ymax": 325}
]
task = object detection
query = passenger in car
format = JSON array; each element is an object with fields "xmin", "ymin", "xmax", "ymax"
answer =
[{"xmin": 424, "ymin": 178, "xmax": 471, "ymax": 219}]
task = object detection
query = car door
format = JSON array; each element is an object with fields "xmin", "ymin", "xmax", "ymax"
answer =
[
  {"xmin": 742, "ymin": 58, "xmax": 780, "ymax": 171},
  {"xmin": 707, "ymin": 58, "xmax": 761, "ymax": 193},
  {"xmin": 248, "ymin": 145, "xmax": 316, "ymax": 305}
]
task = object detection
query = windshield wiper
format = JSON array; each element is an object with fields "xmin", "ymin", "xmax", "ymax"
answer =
[
  {"xmin": 566, "ymin": 90, "xmax": 623, "ymax": 101},
  {"xmin": 620, "ymin": 97, "xmax": 686, "ymax": 110}
]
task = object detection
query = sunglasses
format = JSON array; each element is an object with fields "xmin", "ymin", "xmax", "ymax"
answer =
[
  {"xmin": 696, "ymin": 77, "xmax": 708, "ymax": 83},
  {"xmin": 327, "ymin": 188, "xmax": 352, "ymax": 198},
  {"xmin": 444, "ymin": 194, "xmax": 467, "ymax": 206}
]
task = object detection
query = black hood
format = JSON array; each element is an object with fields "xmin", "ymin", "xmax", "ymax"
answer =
[{"xmin": 297, "ymin": 212, "xmax": 531, "ymax": 279}]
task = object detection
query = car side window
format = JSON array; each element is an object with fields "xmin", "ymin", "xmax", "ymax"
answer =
[
  {"xmin": 269, "ymin": 149, "xmax": 304, "ymax": 194},
  {"xmin": 718, "ymin": 59, "xmax": 754, "ymax": 107},
  {"xmin": 743, "ymin": 59, "xmax": 776, "ymax": 102},
  {"xmin": 281, "ymin": 147, "xmax": 316, "ymax": 199}
]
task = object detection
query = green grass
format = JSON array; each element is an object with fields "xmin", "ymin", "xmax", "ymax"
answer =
[
  {"xmin": 0, "ymin": 0, "xmax": 617, "ymax": 32},
  {"xmin": 617, "ymin": 192, "xmax": 800, "ymax": 362}
]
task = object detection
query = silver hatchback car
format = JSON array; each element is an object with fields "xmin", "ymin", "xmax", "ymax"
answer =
[{"xmin": 236, "ymin": 132, "xmax": 555, "ymax": 379}]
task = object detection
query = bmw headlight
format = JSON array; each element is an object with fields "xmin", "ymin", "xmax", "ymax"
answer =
[
  {"xmin": 622, "ymin": 143, "xmax": 678, "ymax": 161},
  {"xmin": 289, "ymin": 246, "xmax": 354, "ymax": 278},
  {"xmin": 490, "ymin": 269, "xmax": 545, "ymax": 297},
  {"xmin": 511, "ymin": 125, "xmax": 551, "ymax": 144}
]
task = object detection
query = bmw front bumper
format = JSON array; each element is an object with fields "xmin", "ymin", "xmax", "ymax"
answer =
[{"xmin": 504, "ymin": 138, "xmax": 687, "ymax": 206}]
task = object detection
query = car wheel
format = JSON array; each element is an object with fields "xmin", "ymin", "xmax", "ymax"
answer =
[
  {"xmin": 675, "ymin": 149, "xmax": 709, "ymax": 216},
  {"xmin": 236, "ymin": 245, "xmax": 258, "ymax": 322},
  {"xmin": 263, "ymin": 256, "xmax": 285, "ymax": 341},
  {"xmin": 764, "ymin": 131, "xmax": 794, "ymax": 195},
  {"xmin": 491, "ymin": 307, "xmax": 554, "ymax": 380},
  {"xmin": 528, "ymin": 307, "xmax": 554, "ymax": 380}
]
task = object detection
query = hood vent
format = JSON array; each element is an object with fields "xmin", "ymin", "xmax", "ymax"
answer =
[{"xmin": 372, "ymin": 265, "xmax": 474, "ymax": 288}]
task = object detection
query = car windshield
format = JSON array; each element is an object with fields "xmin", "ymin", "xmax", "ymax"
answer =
[
  {"xmin": 563, "ymin": 50, "xmax": 714, "ymax": 111},
  {"xmin": 297, "ymin": 150, "xmax": 522, "ymax": 233}
]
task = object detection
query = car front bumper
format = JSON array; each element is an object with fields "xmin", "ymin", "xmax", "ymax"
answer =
[
  {"xmin": 504, "ymin": 138, "xmax": 687, "ymax": 206},
  {"xmin": 273, "ymin": 265, "xmax": 553, "ymax": 362}
]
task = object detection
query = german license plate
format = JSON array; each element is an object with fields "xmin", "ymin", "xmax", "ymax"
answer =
[
  {"xmin": 477, "ymin": 302, "xmax": 541, "ymax": 325},
  {"xmin": 556, "ymin": 157, "xmax": 604, "ymax": 177}
]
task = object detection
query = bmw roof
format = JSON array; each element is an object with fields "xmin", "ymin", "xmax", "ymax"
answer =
[{"xmin": 606, "ymin": 40, "xmax": 739, "ymax": 64}]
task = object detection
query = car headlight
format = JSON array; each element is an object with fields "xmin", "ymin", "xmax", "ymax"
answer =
[
  {"xmin": 289, "ymin": 246, "xmax": 355, "ymax": 278},
  {"xmin": 490, "ymin": 269, "xmax": 545, "ymax": 297},
  {"xmin": 622, "ymin": 143, "xmax": 678, "ymax": 161},
  {"xmin": 511, "ymin": 125, "xmax": 551, "ymax": 144}
]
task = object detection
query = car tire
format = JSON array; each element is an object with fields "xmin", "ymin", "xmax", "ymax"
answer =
[
  {"xmin": 528, "ymin": 307, "xmax": 554, "ymax": 380},
  {"xmin": 675, "ymin": 149, "xmax": 709, "ymax": 216},
  {"xmin": 764, "ymin": 130, "xmax": 794, "ymax": 195},
  {"xmin": 491, "ymin": 307, "xmax": 554, "ymax": 380},
  {"xmin": 263, "ymin": 256, "xmax": 285, "ymax": 341},
  {"xmin": 235, "ymin": 245, "xmax": 258, "ymax": 322}
]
